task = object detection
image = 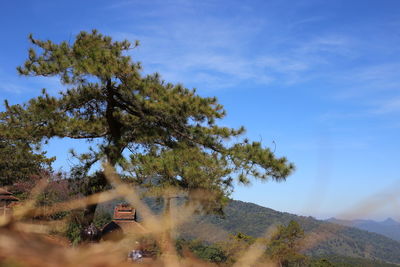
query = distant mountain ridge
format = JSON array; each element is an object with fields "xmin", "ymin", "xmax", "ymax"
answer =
[{"xmin": 326, "ymin": 217, "xmax": 400, "ymax": 242}]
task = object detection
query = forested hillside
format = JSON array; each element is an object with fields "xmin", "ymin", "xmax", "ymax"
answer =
[
  {"xmin": 176, "ymin": 200, "xmax": 400, "ymax": 264},
  {"xmin": 96, "ymin": 199, "xmax": 400, "ymax": 264}
]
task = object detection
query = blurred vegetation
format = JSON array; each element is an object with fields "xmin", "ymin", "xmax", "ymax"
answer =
[
  {"xmin": 266, "ymin": 220, "xmax": 307, "ymax": 266},
  {"xmin": 173, "ymin": 221, "xmax": 398, "ymax": 267},
  {"xmin": 173, "ymin": 238, "xmax": 398, "ymax": 266},
  {"xmin": 66, "ymin": 211, "xmax": 83, "ymax": 246},
  {"xmin": 176, "ymin": 239, "xmax": 227, "ymax": 263},
  {"xmin": 175, "ymin": 200, "xmax": 400, "ymax": 264}
]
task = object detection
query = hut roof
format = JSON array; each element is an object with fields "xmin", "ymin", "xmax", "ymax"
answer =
[
  {"xmin": 0, "ymin": 188, "xmax": 12, "ymax": 195},
  {"xmin": 101, "ymin": 204, "xmax": 146, "ymax": 241},
  {"xmin": 101, "ymin": 221, "xmax": 124, "ymax": 241},
  {"xmin": 113, "ymin": 204, "xmax": 136, "ymax": 221},
  {"xmin": 0, "ymin": 188, "xmax": 19, "ymax": 202},
  {"xmin": 0, "ymin": 195, "xmax": 19, "ymax": 201}
]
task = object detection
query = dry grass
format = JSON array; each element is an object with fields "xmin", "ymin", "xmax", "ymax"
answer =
[
  {"xmin": 1, "ymin": 163, "xmax": 399, "ymax": 266},
  {"xmin": 0, "ymin": 164, "xmax": 263, "ymax": 266}
]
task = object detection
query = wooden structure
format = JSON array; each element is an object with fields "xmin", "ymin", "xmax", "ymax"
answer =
[
  {"xmin": 113, "ymin": 204, "xmax": 137, "ymax": 221},
  {"xmin": 102, "ymin": 204, "xmax": 145, "ymax": 241},
  {"xmin": 0, "ymin": 188, "xmax": 19, "ymax": 215}
]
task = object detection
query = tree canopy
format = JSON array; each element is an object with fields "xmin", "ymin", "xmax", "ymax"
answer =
[
  {"xmin": 0, "ymin": 136, "xmax": 53, "ymax": 187},
  {"xmin": 267, "ymin": 220, "xmax": 306, "ymax": 267},
  {"xmin": 1, "ymin": 30, "xmax": 294, "ymax": 216}
]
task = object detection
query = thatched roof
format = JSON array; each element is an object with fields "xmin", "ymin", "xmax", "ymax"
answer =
[{"xmin": 0, "ymin": 188, "xmax": 19, "ymax": 201}]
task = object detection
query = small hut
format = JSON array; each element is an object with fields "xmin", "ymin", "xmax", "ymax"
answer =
[
  {"xmin": 0, "ymin": 188, "xmax": 19, "ymax": 215},
  {"xmin": 102, "ymin": 204, "xmax": 145, "ymax": 241}
]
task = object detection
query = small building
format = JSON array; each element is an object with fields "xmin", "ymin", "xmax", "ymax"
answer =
[
  {"xmin": 113, "ymin": 203, "xmax": 137, "ymax": 222},
  {"xmin": 0, "ymin": 188, "xmax": 19, "ymax": 215},
  {"xmin": 102, "ymin": 204, "xmax": 145, "ymax": 241}
]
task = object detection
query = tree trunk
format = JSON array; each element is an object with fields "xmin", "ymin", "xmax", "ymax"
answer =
[
  {"xmin": 82, "ymin": 202, "xmax": 98, "ymax": 226},
  {"xmin": 81, "ymin": 171, "xmax": 108, "ymax": 226},
  {"xmin": 81, "ymin": 79, "xmax": 123, "ymax": 228}
]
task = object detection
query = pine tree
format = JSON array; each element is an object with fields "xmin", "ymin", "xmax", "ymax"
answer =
[
  {"xmin": 1, "ymin": 30, "xmax": 294, "ymax": 223},
  {"xmin": 0, "ymin": 127, "xmax": 53, "ymax": 187},
  {"xmin": 267, "ymin": 220, "xmax": 306, "ymax": 267}
]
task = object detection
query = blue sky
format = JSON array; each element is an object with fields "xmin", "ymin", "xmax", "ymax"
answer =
[{"xmin": 1, "ymin": 0, "xmax": 400, "ymax": 220}]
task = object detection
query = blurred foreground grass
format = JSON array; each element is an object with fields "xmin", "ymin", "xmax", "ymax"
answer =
[{"xmin": 0, "ymin": 165, "xmax": 282, "ymax": 267}]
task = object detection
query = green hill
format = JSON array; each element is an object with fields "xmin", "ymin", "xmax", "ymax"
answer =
[
  {"xmin": 98, "ymin": 199, "xmax": 400, "ymax": 265},
  {"xmin": 177, "ymin": 200, "xmax": 400, "ymax": 264}
]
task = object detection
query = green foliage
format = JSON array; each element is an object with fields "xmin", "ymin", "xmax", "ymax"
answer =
[
  {"xmin": 189, "ymin": 242, "xmax": 226, "ymax": 263},
  {"xmin": 173, "ymin": 235, "xmax": 397, "ymax": 267},
  {"xmin": 36, "ymin": 194, "xmax": 68, "ymax": 220},
  {"xmin": 1, "ymin": 30, "xmax": 294, "ymax": 216},
  {"xmin": 176, "ymin": 239, "xmax": 227, "ymax": 263},
  {"xmin": 0, "ymin": 138, "xmax": 53, "ymax": 186},
  {"xmin": 93, "ymin": 211, "xmax": 112, "ymax": 229},
  {"xmin": 65, "ymin": 208, "xmax": 112, "ymax": 245},
  {"xmin": 231, "ymin": 232, "xmax": 255, "ymax": 244},
  {"xmin": 218, "ymin": 232, "xmax": 255, "ymax": 264},
  {"xmin": 65, "ymin": 211, "xmax": 83, "ymax": 245},
  {"xmin": 308, "ymin": 258, "xmax": 335, "ymax": 267},
  {"xmin": 266, "ymin": 220, "xmax": 306, "ymax": 267}
]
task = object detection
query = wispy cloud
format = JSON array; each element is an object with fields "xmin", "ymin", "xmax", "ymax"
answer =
[
  {"xmin": 337, "ymin": 63, "xmax": 400, "ymax": 97},
  {"xmin": 112, "ymin": 21, "xmax": 352, "ymax": 91},
  {"xmin": 324, "ymin": 63, "xmax": 400, "ymax": 118}
]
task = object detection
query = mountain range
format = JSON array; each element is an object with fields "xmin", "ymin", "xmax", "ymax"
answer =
[{"xmin": 326, "ymin": 217, "xmax": 400, "ymax": 242}]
